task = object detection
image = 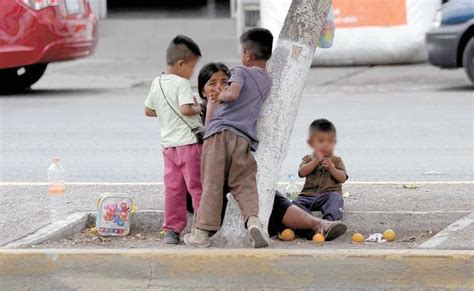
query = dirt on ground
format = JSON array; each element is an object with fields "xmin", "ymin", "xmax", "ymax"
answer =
[{"xmin": 33, "ymin": 226, "xmax": 435, "ymax": 250}]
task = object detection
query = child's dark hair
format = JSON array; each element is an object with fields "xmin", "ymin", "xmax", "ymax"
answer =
[
  {"xmin": 166, "ymin": 35, "xmax": 202, "ymax": 65},
  {"xmin": 240, "ymin": 28, "xmax": 273, "ymax": 60},
  {"xmin": 310, "ymin": 119, "xmax": 337, "ymax": 135},
  {"xmin": 198, "ymin": 62, "xmax": 231, "ymax": 99}
]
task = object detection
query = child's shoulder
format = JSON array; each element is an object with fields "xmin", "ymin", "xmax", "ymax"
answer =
[
  {"xmin": 160, "ymin": 73, "xmax": 188, "ymax": 83},
  {"xmin": 232, "ymin": 66, "xmax": 271, "ymax": 83},
  {"xmin": 302, "ymin": 153, "xmax": 313, "ymax": 160},
  {"xmin": 332, "ymin": 155, "xmax": 344, "ymax": 161},
  {"xmin": 230, "ymin": 65, "xmax": 248, "ymax": 76},
  {"xmin": 231, "ymin": 65, "xmax": 245, "ymax": 70},
  {"xmin": 151, "ymin": 74, "xmax": 189, "ymax": 88},
  {"xmin": 231, "ymin": 65, "xmax": 263, "ymax": 75},
  {"xmin": 331, "ymin": 155, "xmax": 346, "ymax": 168}
]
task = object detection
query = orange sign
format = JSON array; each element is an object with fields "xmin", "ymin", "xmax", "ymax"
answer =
[{"xmin": 332, "ymin": 0, "xmax": 407, "ymax": 28}]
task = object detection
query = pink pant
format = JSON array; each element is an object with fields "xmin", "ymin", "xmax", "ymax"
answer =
[{"xmin": 162, "ymin": 144, "xmax": 202, "ymax": 233}]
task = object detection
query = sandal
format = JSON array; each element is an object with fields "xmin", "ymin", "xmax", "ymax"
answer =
[{"xmin": 322, "ymin": 221, "xmax": 347, "ymax": 241}]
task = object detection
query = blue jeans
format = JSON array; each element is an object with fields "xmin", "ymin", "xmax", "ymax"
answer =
[{"xmin": 292, "ymin": 192, "xmax": 344, "ymax": 221}]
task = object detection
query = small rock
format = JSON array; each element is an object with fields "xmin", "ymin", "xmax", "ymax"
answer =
[
  {"xmin": 402, "ymin": 236, "xmax": 416, "ymax": 242},
  {"xmin": 421, "ymin": 229, "xmax": 433, "ymax": 238},
  {"xmin": 89, "ymin": 227, "xmax": 98, "ymax": 235},
  {"xmin": 403, "ymin": 183, "xmax": 418, "ymax": 189}
]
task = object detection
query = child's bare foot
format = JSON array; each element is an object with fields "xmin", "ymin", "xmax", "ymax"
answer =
[
  {"xmin": 320, "ymin": 221, "xmax": 347, "ymax": 241},
  {"xmin": 247, "ymin": 216, "xmax": 270, "ymax": 248},
  {"xmin": 183, "ymin": 229, "xmax": 211, "ymax": 248}
]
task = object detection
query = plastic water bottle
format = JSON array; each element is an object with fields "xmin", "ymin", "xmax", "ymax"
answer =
[
  {"xmin": 318, "ymin": 7, "xmax": 335, "ymax": 49},
  {"xmin": 285, "ymin": 175, "xmax": 300, "ymax": 200},
  {"xmin": 47, "ymin": 157, "xmax": 67, "ymax": 222}
]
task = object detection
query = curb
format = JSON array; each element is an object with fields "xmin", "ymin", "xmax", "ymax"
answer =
[
  {"xmin": 3, "ymin": 212, "xmax": 89, "ymax": 249},
  {"xmin": 0, "ymin": 249, "xmax": 473, "ymax": 289},
  {"xmin": 2, "ymin": 211, "xmax": 168, "ymax": 249},
  {"xmin": 4, "ymin": 210, "xmax": 471, "ymax": 249}
]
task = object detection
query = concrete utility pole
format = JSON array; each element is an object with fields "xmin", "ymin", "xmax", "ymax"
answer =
[{"xmin": 214, "ymin": 0, "xmax": 332, "ymax": 246}]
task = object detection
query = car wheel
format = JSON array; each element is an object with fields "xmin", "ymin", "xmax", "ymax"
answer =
[
  {"xmin": 463, "ymin": 37, "xmax": 474, "ymax": 84},
  {"xmin": 0, "ymin": 63, "xmax": 48, "ymax": 93}
]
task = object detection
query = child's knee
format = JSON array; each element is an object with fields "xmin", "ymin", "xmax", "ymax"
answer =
[
  {"xmin": 328, "ymin": 192, "xmax": 344, "ymax": 206},
  {"xmin": 291, "ymin": 196, "xmax": 311, "ymax": 212},
  {"xmin": 323, "ymin": 192, "xmax": 344, "ymax": 221}
]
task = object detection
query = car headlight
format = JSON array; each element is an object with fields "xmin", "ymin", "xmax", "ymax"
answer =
[{"xmin": 433, "ymin": 10, "xmax": 443, "ymax": 28}]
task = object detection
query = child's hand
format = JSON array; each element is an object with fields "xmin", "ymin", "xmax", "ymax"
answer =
[
  {"xmin": 209, "ymin": 87, "xmax": 223, "ymax": 104},
  {"xmin": 209, "ymin": 93, "xmax": 219, "ymax": 104},
  {"xmin": 321, "ymin": 158, "xmax": 335, "ymax": 170},
  {"xmin": 193, "ymin": 96, "xmax": 201, "ymax": 106},
  {"xmin": 192, "ymin": 96, "xmax": 202, "ymax": 114},
  {"xmin": 312, "ymin": 151, "xmax": 323, "ymax": 163}
]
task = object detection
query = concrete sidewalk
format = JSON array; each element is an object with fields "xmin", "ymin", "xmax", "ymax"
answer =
[{"xmin": 1, "ymin": 249, "xmax": 473, "ymax": 289}]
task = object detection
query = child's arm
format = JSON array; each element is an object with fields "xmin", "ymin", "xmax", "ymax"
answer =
[
  {"xmin": 178, "ymin": 79, "xmax": 201, "ymax": 116},
  {"xmin": 205, "ymin": 100, "xmax": 219, "ymax": 125},
  {"xmin": 215, "ymin": 66, "xmax": 244, "ymax": 103},
  {"xmin": 144, "ymin": 107, "xmax": 157, "ymax": 117},
  {"xmin": 322, "ymin": 158, "xmax": 347, "ymax": 183},
  {"xmin": 216, "ymin": 82, "xmax": 241, "ymax": 103},
  {"xmin": 298, "ymin": 155, "xmax": 322, "ymax": 178},
  {"xmin": 144, "ymin": 80, "xmax": 157, "ymax": 117},
  {"xmin": 179, "ymin": 96, "xmax": 201, "ymax": 116}
]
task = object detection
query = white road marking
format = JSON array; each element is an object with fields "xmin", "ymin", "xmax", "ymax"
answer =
[
  {"xmin": 419, "ymin": 212, "xmax": 474, "ymax": 249},
  {"xmin": 311, "ymin": 210, "xmax": 473, "ymax": 215},
  {"xmin": 0, "ymin": 181, "xmax": 473, "ymax": 186}
]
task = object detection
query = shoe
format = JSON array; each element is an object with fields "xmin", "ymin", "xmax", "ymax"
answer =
[
  {"xmin": 247, "ymin": 216, "xmax": 270, "ymax": 248},
  {"xmin": 322, "ymin": 221, "xmax": 347, "ymax": 241},
  {"xmin": 183, "ymin": 229, "xmax": 211, "ymax": 248},
  {"xmin": 164, "ymin": 231, "xmax": 180, "ymax": 245}
]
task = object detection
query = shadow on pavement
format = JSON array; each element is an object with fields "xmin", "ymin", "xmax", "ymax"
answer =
[
  {"xmin": 0, "ymin": 88, "xmax": 108, "ymax": 98},
  {"xmin": 436, "ymin": 85, "xmax": 473, "ymax": 92}
]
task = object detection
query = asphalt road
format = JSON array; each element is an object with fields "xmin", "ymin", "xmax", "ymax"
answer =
[{"xmin": 1, "ymin": 18, "xmax": 472, "ymax": 182}]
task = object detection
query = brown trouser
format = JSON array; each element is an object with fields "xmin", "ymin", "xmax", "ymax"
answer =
[{"xmin": 196, "ymin": 131, "xmax": 259, "ymax": 231}]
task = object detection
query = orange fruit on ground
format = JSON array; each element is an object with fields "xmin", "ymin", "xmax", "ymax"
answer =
[
  {"xmin": 89, "ymin": 227, "xmax": 98, "ymax": 235},
  {"xmin": 278, "ymin": 229, "xmax": 295, "ymax": 241},
  {"xmin": 352, "ymin": 233, "xmax": 364, "ymax": 243},
  {"xmin": 313, "ymin": 233, "xmax": 325, "ymax": 244},
  {"xmin": 383, "ymin": 229, "xmax": 396, "ymax": 242}
]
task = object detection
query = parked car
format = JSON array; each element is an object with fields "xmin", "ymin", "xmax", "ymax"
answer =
[
  {"xmin": 426, "ymin": 0, "xmax": 474, "ymax": 83},
  {"xmin": 0, "ymin": 0, "xmax": 98, "ymax": 92}
]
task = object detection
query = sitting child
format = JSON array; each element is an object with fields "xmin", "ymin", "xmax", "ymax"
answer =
[
  {"xmin": 293, "ymin": 119, "xmax": 348, "ymax": 224},
  {"xmin": 184, "ymin": 28, "xmax": 274, "ymax": 248},
  {"xmin": 144, "ymin": 35, "xmax": 203, "ymax": 245}
]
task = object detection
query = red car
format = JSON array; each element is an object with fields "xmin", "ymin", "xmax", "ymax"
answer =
[{"xmin": 0, "ymin": 0, "xmax": 98, "ymax": 91}]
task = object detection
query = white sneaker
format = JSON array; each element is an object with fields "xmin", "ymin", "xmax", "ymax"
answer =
[
  {"xmin": 183, "ymin": 229, "xmax": 211, "ymax": 248},
  {"xmin": 247, "ymin": 216, "xmax": 270, "ymax": 248}
]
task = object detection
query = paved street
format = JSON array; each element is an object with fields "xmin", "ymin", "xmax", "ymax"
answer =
[
  {"xmin": 0, "ymin": 18, "xmax": 472, "ymax": 183},
  {"xmin": 0, "ymin": 17, "xmax": 473, "ymax": 245}
]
